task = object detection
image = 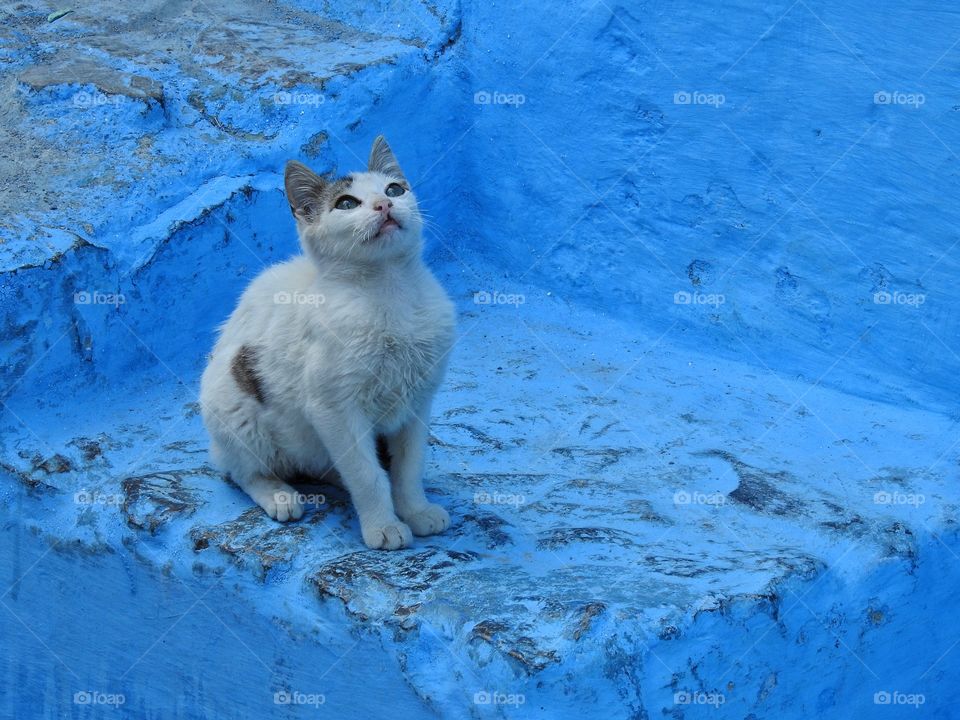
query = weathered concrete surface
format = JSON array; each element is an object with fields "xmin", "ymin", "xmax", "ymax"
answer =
[
  {"xmin": 0, "ymin": 0, "xmax": 457, "ymax": 268},
  {"xmin": 4, "ymin": 289, "xmax": 959, "ymax": 717},
  {"xmin": 2, "ymin": 1, "xmax": 959, "ymax": 718}
]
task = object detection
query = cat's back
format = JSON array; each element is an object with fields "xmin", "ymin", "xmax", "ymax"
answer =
[
  {"xmin": 238, "ymin": 256, "xmax": 318, "ymax": 313},
  {"xmin": 215, "ymin": 256, "xmax": 317, "ymax": 342}
]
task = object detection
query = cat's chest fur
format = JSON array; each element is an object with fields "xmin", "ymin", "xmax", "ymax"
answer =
[{"xmin": 315, "ymin": 273, "xmax": 454, "ymax": 425}]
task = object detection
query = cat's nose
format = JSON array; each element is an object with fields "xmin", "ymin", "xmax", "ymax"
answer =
[{"xmin": 373, "ymin": 199, "xmax": 393, "ymax": 214}]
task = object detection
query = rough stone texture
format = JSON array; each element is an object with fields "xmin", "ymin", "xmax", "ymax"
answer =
[{"xmin": 122, "ymin": 469, "xmax": 210, "ymax": 535}]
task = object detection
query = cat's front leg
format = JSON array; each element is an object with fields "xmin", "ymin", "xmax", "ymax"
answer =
[
  {"xmin": 310, "ymin": 408, "xmax": 412, "ymax": 550},
  {"xmin": 386, "ymin": 405, "xmax": 450, "ymax": 537}
]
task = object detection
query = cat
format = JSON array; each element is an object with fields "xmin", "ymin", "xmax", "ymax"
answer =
[{"xmin": 199, "ymin": 136, "xmax": 455, "ymax": 550}]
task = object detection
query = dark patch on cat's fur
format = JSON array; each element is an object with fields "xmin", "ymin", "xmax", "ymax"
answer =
[
  {"xmin": 296, "ymin": 175, "xmax": 353, "ymax": 216},
  {"xmin": 325, "ymin": 176, "xmax": 353, "ymax": 208},
  {"xmin": 376, "ymin": 434, "xmax": 391, "ymax": 471},
  {"xmin": 231, "ymin": 345, "xmax": 267, "ymax": 404}
]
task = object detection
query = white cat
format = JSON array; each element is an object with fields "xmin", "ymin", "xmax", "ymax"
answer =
[{"xmin": 199, "ymin": 136, "xmax": 455, "ymax": 550}]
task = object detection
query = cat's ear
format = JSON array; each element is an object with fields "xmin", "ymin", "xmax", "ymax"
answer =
[
  {"xmin": 368, "ymin": 135, "xmax": 406, "ymax": 180},
  {"xmin": 284, "ymin": 160, "xmax": 326, "ymax": 220}
]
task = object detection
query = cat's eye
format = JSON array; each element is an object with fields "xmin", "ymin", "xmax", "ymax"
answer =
[
  {"xmin": 385, "ymin": 183, "xmax": 406, "ymax": 198},
  {"xmin": 334, "ymin": 195, "xmax": 360, "ymax": 210}
]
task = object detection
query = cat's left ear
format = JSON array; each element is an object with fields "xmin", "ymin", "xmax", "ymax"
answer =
[
  {"xmin": 368, "ymin": 135, "xmax": 406, "ymax": 181},
  {"xmin": 284, "ymin": 160, "xmax": 327, "ymax": 220}
]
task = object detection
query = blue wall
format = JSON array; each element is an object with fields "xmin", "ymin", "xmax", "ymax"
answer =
[{"xmin": 387, "ymin": 0, "xmax": 960, "ymax": 412}]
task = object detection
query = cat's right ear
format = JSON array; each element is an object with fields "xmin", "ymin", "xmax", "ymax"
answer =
[{"xmin": 284, "ymin": 161, "xmax": 326, "ymax": 220}]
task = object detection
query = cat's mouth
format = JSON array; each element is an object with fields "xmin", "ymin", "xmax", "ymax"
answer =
[{"xmin": 374, "ymin": 215, "xmax": 401, "ymax": 238}]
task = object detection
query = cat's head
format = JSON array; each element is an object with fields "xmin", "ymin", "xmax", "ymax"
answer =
[{"xmin": 284, "ymin": 136, "xmax": 422, "ymax": 264}]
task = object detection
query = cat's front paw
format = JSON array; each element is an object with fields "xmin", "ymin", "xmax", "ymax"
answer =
[
  {"xmin": 263, "ymin": 489, "xmax": 304, "ymax": 522},
  {"xmin": 402, "ymin": 503, "xmax": 450, "ymax": 537},
  {"xmin": 361, "ymin": 519, "xmax": 413, "ymax": 550}
]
